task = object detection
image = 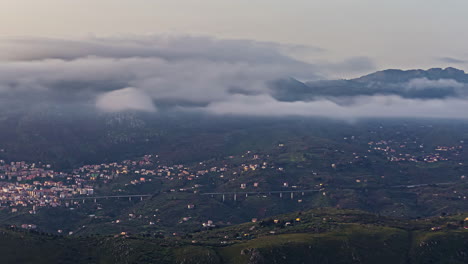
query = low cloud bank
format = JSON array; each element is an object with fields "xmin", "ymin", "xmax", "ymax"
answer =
[
  {"xmin": 192, "ymin": 95, "xmax": 468, "ymax": 119},
  {"xmin": 0, "ymin": 34, "xmax": 467, "ymax": 119},
  {"xmin": 405, "ymin": 78, "xmax": 464, "ymax": 90}
]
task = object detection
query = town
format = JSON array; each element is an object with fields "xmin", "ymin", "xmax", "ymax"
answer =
[
  {"xmin": 0, "ymin": 149, "xmax": 292, "ymax": 214},
  {"xmin": 0, "ymin": 136, "xmax": 465, "ymax": 214}
]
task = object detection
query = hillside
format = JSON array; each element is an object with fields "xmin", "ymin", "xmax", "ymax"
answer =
[
  {"xmin": 3, "ymin": 119, "xmax": 468, "ymax": 237},
  {"xmin": 3, "ymin": 208, "xmax": 468, "ymax": 264}
]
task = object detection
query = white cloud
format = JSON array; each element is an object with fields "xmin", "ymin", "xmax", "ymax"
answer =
[
  {"xmin": 96, "ymin": 87, "xmax": 156, "ymax": 112},
  {"xmin": 0, "ymin": 34, "xmax": 467, "ymax": 120},
  {"xmin": 0, "ymin": 35, "xmax": 321, "ymax": 109},
  {"xmin": 193, "ymin": 94, "xmax": 468, "ymax": 119},
  {"xmin": 406, "ymin": 78, "xmax": 464, "ymax": 90}
]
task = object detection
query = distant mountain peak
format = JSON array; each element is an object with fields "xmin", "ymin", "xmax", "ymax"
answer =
[
  {"xmin": 356, "ymin": 67, "xmax": 467, "ymax": 83},
  {"xmin": 271, "ymin": 67, "xmax": 468, "ymax": 102}
]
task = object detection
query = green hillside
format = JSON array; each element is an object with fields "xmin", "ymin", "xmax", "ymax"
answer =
[{"xmin": 2, "ymin": 208, "xmax": 468, "ymax": 264}]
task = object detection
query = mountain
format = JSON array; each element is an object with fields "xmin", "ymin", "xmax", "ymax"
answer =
[
  {"xmin": 271, "ymin": 67, "xmax": 468, "ymax": 101},
  {"xmin": 356, "ymin": 67, "xmax": 468, "ymax": 83}
]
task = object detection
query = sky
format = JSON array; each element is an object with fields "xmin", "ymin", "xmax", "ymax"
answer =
[
  {"xmin": 0, "ymin": 0, "xmax": 468, "ymax": 119},
  {"xmin": 1, "ymin": 0, "xmax": 468, "ymax": 75}
]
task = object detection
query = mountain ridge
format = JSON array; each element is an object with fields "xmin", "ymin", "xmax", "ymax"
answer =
[
  {"xmin": 355, "ymin": 67, "xmax": 468, "ymax": 83},
  {"xmin": 271, "ymin": 67, "xmax": 468, "ymax": 101}
]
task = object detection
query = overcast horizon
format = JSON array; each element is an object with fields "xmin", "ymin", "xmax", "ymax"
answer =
[
  {"xmin": 1, "ymin": 1, "xmax": 468, "ymax": 119},
  {"xmin": 2, "ymin": 0, "xmax": 468, "ymax": 77}
]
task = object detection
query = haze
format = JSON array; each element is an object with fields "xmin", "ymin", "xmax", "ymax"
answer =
[{"xmin": 1, "ymin": 0, "xmax": 468, "ymax": 75}]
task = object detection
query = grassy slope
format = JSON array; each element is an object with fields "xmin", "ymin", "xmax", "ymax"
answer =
[{"xmin": 2, "ymin": 209, "xmax": 468, "ymax": 264}]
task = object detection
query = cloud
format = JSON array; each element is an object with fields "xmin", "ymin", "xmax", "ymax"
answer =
[
  {"xmin": 192, "ymin": 94, "xmax": 468, "ymax": 119},
  {"xmin": 96, "ymin": 87, "xmax": 156, "ymax": 112},
  {"xmin": 0, "ymin": 35, "xmax": 314, "ymax": 65},
  {"xmin": 437, "ymin": 57, "xmax": 467, "ymax": 64},
  {"xmin": 405, "ymin": 78, "xmax": 464, "ymax": 90},
  {"xmin": 0, "ymin": 35, "xmax": 321, "ymax": 109},
  {"xmin": 404, "ymin": 78, "xmax": 465, "ymax": 96},
  {"xmin": 0, "ymin": 34, "xmax": 467, "ymax": 120}
]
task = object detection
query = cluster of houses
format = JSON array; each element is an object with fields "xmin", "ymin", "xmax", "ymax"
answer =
[
  {"xmin": 0, "ymin": 150, "xmax": 283, "ymax": 213},
  {"xmin": 0, "ymin": 155, "xmax": 181, "ymax": 211},
  {"xmin": 367, "ymin": 140, "xmax": 463, "ymax": 163}
]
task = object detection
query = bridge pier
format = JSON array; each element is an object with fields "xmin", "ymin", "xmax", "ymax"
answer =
[
  {"xmin": 140, "ymin": 196, "xmax": 143, "ymax": 201},
  {"xmin": 94, "ymin": 198, "xmax": 97, "ymax": 203},
  {"xmin": 198, "ymin": 190, "xmax": 319, "ymax": 201},
  {"xmin": 129, "ymin": 197, "xmax": 132, "ymax": 201}
]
